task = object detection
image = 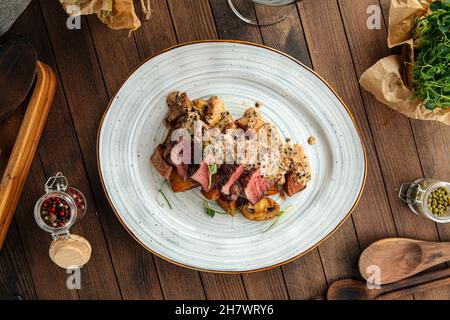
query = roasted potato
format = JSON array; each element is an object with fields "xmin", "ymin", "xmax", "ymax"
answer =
[
  {"xmin": 236, "ymin": 107, "xmax": 264, "ymax": 131},
  {"xmin": 175, "ymin": 111, "xmax": 202, "ymax": 133},
  {"xmin": 166, "ymin": 91, "xmax": 193, "ymax": 122},
  {"xmin": 192, "ymin": 99, "xmax": 209, "ymax": 120},
  {"xmin": 217, "ymin": 197, "xmax": 238, "ymax": 216},
  {"xmin": 169, "ymin": 170, "xmax": 199, "ymax": 193},
  {"xmin": 241, "ymin": 198, "xmax": 280, "ymax": 221},
  {"xmin": 204, "ymin": 96, "xmax": 226, "ymax": 127},
  {"xmin": 266, "ymin": 184, "xmax": 280, "ymax": 196},
  {"xmin": 201, "ymin": 187, "xmax": 221, "ymax": 201},
  {"xmin": 216, "ymin": 111, "xmax": 234, "ymax": 132}
]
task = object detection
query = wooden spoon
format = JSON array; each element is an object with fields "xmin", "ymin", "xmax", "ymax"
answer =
[
  {"xmin": 359, "ymin": 238, "xmax": 450, "ymax": 285},
  {"xmin": 0, "ymin": 38, "xmax": 37, "ymax": 122},
  {"xmin": 327, "ymin": 267, "xmax": 450, "ymax": 300}
]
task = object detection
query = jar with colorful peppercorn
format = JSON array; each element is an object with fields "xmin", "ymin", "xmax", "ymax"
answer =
[
  {"xmin": 34, "ymin": 173, "xmax": 87, "ymax": 238},
  {"xmin": 398, "ymin": 178, "xmax": 450, "ymax": 224}
]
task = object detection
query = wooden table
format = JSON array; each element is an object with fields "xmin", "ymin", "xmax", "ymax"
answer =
[{"xmin": 1, "ymin": 0, "xmax": 449, "ymax": 300}]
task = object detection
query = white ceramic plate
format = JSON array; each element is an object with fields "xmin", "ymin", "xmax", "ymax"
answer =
[{"xmin": 98, "ymin": 41, "xmax": 366, "ymax": 273}]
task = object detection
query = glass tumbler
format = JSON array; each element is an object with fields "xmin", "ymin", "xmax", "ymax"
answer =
[{"xmin": 228, "ymin": 0, "xmax": 301, "ymax": 26}]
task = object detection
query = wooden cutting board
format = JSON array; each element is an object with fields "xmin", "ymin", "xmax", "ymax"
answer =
[{"xmin": 0, "ymin": 61, "xmax": 56, "ymax": 248}]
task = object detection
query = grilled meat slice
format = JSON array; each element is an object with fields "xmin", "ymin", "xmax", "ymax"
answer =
[
  {"xmin": 218, "ymin": 165, "xmax": 245, "ymax": 195},
  {"xmin": 191, "ymin": 161, "xmax": 211, "ymax": 190},
  {"xmin": 151, "ymin": 144, "xmax": 172, "ymax": 179},
  {"xmin": 241, "ymin": 170, "xmax": 274, "ymax": 205}
]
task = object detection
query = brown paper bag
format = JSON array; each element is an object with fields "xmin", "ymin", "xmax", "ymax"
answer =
[
  {"xmin": 360, "ymin": 0, "xmax": 449, "ymax": 125},
  {"xmin": 60, "ymin": 0, "xmax": 151, "ymax": 33},
  {"xmin": 387, "ymin": 0, "xmax": 429, "ymax": 48},
  {"xmin": 360, "ymin": 55, "xmax": 450, "ymax": 123}
]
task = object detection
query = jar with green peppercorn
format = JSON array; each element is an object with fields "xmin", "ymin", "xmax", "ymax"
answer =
[
  {"xmin": 34, "ymin": 173, "xmax": 87, "ymax": 238},
  {"xmin": 398, "ymin": 178, "xmax": 450, "ymax": 223}
]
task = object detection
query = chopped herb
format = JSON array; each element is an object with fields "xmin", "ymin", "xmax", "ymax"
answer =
[
  {"xmin": 412, "ymin": 0, "xmax": 450, "ymax": 110},
  {"xmin": 263, "ymin": 205, "xmax": 293, "ymax": 234},
  {"xmin": 208, "ymin": 163, "xmax": 217, "ymax": 189},
  {"xmin": 157, "ymin": 180, "xmax": 173, "ymax": 210},
  {"xmin": 204, "ymin": 201, "xmax": 227, "ymax": 218}
]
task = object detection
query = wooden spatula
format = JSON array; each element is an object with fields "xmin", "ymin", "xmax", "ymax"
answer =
[
  {"xmin": 0, "ymin": 38, "xmax": 37, "ymax": 122},
  {"xmin": 327, "ymin": 267, "xmax": 450, "ymax": 300},
  {"xmin": 359, "ymin": 238, "xmax": 450, "ymax": 285}
]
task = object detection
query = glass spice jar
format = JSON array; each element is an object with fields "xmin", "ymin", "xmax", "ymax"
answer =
[
  {"xmin": 398, "ymin": 178, "xmax": 450, "ymax": 224},
  {"xmin": 34, "ymin": 173, "xmax": 87, "ymax": 238}
]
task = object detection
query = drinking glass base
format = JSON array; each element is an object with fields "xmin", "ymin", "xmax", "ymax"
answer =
[{"xmin": 227, "ymin": 0, "xmax": 296, "ymax": 26}]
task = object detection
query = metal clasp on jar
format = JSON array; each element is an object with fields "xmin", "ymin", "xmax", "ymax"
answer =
[
  {"xmin": 45, "ymin": 172, "xmax": 68, "ymax": 192},
  {"xmin": 397, "ymin": 182, "xmax": 425, "ymax": 207}
]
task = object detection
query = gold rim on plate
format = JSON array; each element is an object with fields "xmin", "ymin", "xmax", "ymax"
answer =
[{"xmin": 96, "ymin": 40, "xmax": 368, "ymax": 274}]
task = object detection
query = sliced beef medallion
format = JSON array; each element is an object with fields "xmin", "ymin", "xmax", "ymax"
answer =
[
  {"xmin": 228, "ymin": 182, "xmax": 244, "ymax": 201},
  {"xmin": 168, "ymin": 137, "xmax": 192, "ymax": 180},
  {"xmin": 241, "ymin": 169, "xmax": 274, "ymax": 205},
  {"xmin": 191, "ymin": 161, "xmax": 211, "ymax": 190},
  {"xmin": 218, "ymin": 164, "xmax": 245, "ymax": 195},
  {"xmin": 175, "ymin": 164, "xmax": 189, "ymax": 180},
  {"xmin": 151, "ymin": 144, "xmax": 173, "ymax": 179}
]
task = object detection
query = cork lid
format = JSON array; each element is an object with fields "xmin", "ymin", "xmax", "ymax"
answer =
[{"xmin": 49, "ymin": 234, "xmax": 91, "ymax": 269}]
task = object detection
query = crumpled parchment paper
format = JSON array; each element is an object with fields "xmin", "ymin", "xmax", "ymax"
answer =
[
  {"xmin": 59, "ymin": 0, "xmax": 151, "ymax": 33},
  {"xmin": 360, "ymin": 0, "xmax": 449, "ymax": 125}
]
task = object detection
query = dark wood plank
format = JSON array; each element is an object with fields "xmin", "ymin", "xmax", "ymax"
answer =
[
  {"xmin": 243, "ymin": 269, "xmax": 289, "ymax": 300},
  {"xmin": 210, "ymin": 0, "xmax": 262, "ymax": 42},
  {"xmin": 89, "ymin": 0, "xmax": 219, "ymax": 299},
  {"xmin": 0, "ymin": 220, "xmax": 37, "ymax": 300},
  {"xmin": 12, "ymin": 157, "xmax": 78, "ymax": 300},
  {"xmin": 201, "ymin": 273, "xmax": 248, "ymax": 300},
  {"xmin": 12, "ymin": 0, "xmax": 122, "ymax": 299},
  {"xmin": 82, "ymin": 0, "xmax": 208, "ymax": 300},
  {"xmin": 297, "ymin": 0, "xmax": 400, "ymax": 283},
  {"xmin": 305, "ymin": 0, "xmax": 447, "ymax": 300},
  {"xmin": 85, "ymin": 17, "xmax": 164, "ymax": 300},
  {"xmin": 167, "ymin": 0, "xmax": 217, "ymax": 42},
  {"xmin": 340, "ymin": 0, "xmax": 449, "ymax": 300},
  {"xmin": 154, "ymin": 257, "xmax": 205, "ymax": 300},
  {"xmin": 256, "ymin": 4, "xmax": 311, "ymax": 66},
  {"xmin": 281, "ymin": 250, "xmax": 328, "ymax": 300},
  {"xmin": 377, "ymin": 0, "xmax": 450, "ymax": 299},
  {"xmin": 0, "ymin": 98, "xmax": 35, "ymax": 299},
  {"xmin": 87, "ymin": 17, "xmax": 140, "ymax": 95},
  {"xmin": 236, "ymin": 1, "xmax": 362, "ymax": 290},
  {"xmin": 133, "ymin": 0, "xmax": 178, "ymax": 59},
  {"xmin": 28, "ymin": 0, "xmax": 165, "ymax": 300},
  {"xmin": 1, "ymin": 2, "xmax": 77, "ymax": 300}
]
